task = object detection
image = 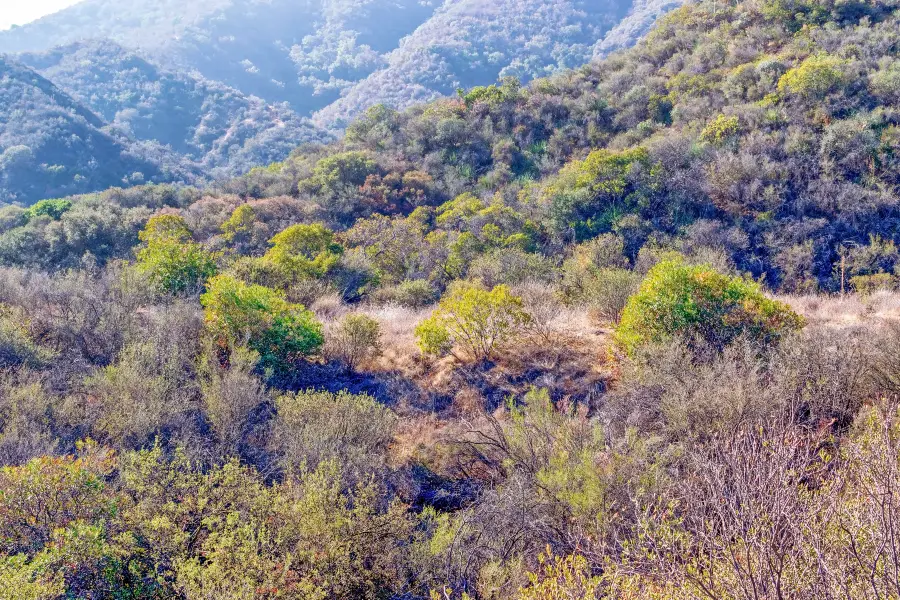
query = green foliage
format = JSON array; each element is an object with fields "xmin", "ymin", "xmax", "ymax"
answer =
[
  {"xmin": 200, "ymin": 274, "xmax": 324, "ymax": 372},
  {"xmin": 0, "ymin": 442, "xmax": 115, "ymax": 555},
  {"xmin": 460, "ymin": 77, "xmax": 522, "ymax": 108},
  {"xmin": 24, "ymin": 199, "xmax": 72, "ymax": 221},
  {"xmin": 136, "ymin": 214, "xmax": 218, "ymax": 294},
  {"xmin": 544, "ymin": 147, "xmax": 658, "ymax": 240},
  {"xmin": 0, "ymin": 552, "xmax": 63, "ymax": 600},
  {"xmin": 699, "ymin": 114, "xmax": 740, "ymax": 145},
  {"xmin": 616, "ymin": 257, "xmax": 804, "ymax": 353},
  {"xmin": 264, "ymin": 223, "xmax": 344, "ymax": 280},
  {"xmin": 777, "ymin": 54, "xmax": 849, "ymax": 100},
  {"xmin": 850, "ymin": 273, "xmax": 897, "ymax": 295},
  {"xmin": 415, "ymin": 282, "xmax": 530, "ymax": 360},
  {"xmin": 219, "ymin": 203, "xmax": 256, "ymax": 247},
  {"xmin": 517, "ymin": 548, "xmax": 600, "ymax": 600}
]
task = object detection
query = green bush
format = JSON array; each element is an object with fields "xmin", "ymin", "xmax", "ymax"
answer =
[
  {"xmin": 415, "ymin": 282, "xmax": 530, "ymax": 361},
  {"xmin": 136, "ymin": 214, "xmax": 218, "ymax": 294},
  {"xmin": 850, "ymin": 273, "xmax": 897, "ymax": 295},
  {"xmin": 372, "ymin": 279, "xmax": 438, "ymax": 308},
  {"xmin": 200, "ymin": 274, "xmax": 324, "ymax": 372},
  {"xmin": 777, "ymin": 54, "xmax": 849, "ymax": 100},
  {"xmin": 616, "ymin": 257, "xmax": 803, "ymax": 354}
]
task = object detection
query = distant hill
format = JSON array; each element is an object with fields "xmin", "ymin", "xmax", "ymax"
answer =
[
  {"xmin": 17, "ymin": 40, "xmax": 332, "ymax": 179},
  {"xmin": 0, "ymin": 0, "xmax": 685, "ymax": 126},
  {"xmin": 0, "ymin": 55, "xmax": 184, "ymax": 204},
  {"xmin": 313, "ymin": 0, "xmax": 684, "ymax": 127}
]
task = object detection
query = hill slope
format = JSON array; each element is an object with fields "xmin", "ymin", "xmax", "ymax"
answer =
[
  {"xmin": 17, "ymin": 40, "xmax": 332, "ymax": 179},
  {"xmin": 0, "ymin": 0, "xmax": 685, "ymax": 126},
  {"xmin": 0, "ymin": 55, "xmax": 183, "ymax": 204}
]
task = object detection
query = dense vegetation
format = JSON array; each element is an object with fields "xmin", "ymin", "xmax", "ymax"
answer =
[
  {"xmin": 0, "ymin": 0, "xmax": 681, "ymax": 123},
  {"xmin": 2, "ymin": 0, "xmax": 900, "ymax": 598},
  {"xmin": 1, "ymin": 0, "xmax": 684, "ymax": 205}
]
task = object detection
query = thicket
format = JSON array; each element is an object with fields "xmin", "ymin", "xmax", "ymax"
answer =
[{"xmin": 0, "ymin": 0, "xmax": 899, "ymax": 597}]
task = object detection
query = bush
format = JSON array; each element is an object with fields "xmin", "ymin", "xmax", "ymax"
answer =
[
  {"xmin": 326, "ymin": 313, "xmax": 382, "ymax": 371},
  {"xmin": 199, "ymin": 344, "xmax": 267, "ymax": 454},
  {"xmin": 616, "ymin": 257, "xmax": 804, "ymax": 354},
  {"xmin": 583, "ymin": 268, "xmax": 643, "ymax": 325},
  {"xmin": 136, "ymin": 214, "xmax": 218, "ymax": 295},
  {"xmin": 200, "ymin": 274, "xmax": 324, "ymax": 372},
  {"xmin": 415, "ymin": 282, "xmax": 530, "ymax": 361},
  {"xmin": 777, "ymin": 54, "xmax": 849, "ymax": 100},
  {"xmin": 372, "ymin": 279, "xmax": 438, "ymax": 308},
  {"xmin": 851, "ymin": 273, "xmax": 898, "ymax": 295},
  {"xmin": 273, "ymin": 389, "xmax": 396, "ymax": 482}
]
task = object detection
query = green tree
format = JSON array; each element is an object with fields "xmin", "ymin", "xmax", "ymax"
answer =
[
  {"xmin": 616, "ymin": 257, "xmax": 803, "ymax": 354},
  {"xmin": 543, "ymin": 147, "xmax": 658, "ymax": 241},
  {"xmin": 263, "ymin": 223, "xmax": 344, "ymax": 281},
  {"xmin": 136, "ymin": 214, "xmax": 218, "ymax": 294},
  {"xmin": 200, "ymin": 275, "xmax": 324, "ymax": 372},
  {"xmin": 415, "ymin": 282, "xmax": 530, "ymax": 361}
]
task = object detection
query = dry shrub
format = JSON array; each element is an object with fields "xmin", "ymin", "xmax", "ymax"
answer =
[
  {"xmin": 272, "ymin": 389, "xmax": 397, "ymax": 484},
  {"xmin": 200, "ymin": 344, "xmax": 267, "ymax": 455},
  {"xmin": 325, "ymin": 313, "xmax": 383, "ymax": 371},
  {"xmin": 513, "ymin": 281, "xmax": 564, "ymax": 342}
]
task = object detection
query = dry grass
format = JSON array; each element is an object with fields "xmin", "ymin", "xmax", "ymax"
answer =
[{"xmin": 779, "ymin": 290, "xmax": 900, "ymax": 328}]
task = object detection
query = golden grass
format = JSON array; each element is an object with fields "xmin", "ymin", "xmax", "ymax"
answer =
[{"xmin": 779, "ymin": 290, "xmax": 900, "ymax": 327}]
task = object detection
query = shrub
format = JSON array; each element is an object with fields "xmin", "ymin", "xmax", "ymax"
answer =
[
  {"xmin": 136, "ymin": 214, "xmax": 218, "ymax": 295},
  {"xmin": 415, "ymin": 282, "xmax": 530, "ymax": 361},
  {"xmin": 372, "ymin": 279, "xmax": 438, "ymax": 308},
  {"xmin": 273, "ymin": 389, "xmax": 396, "ymax": 482},
  {"xmin": 699, "ymin": 114, "xmax": 740, "ymax": 145},
  {"xmin": 24, "ymin": 199, "xmax": 72, "ymax": 222},
  {"xmin": 584, "ymin": 268, "xmax": 643, "ymax": 325},
  {"xmin": 199, "ymin": 344, "xmax": 266, "ymax": 454},
  {"xmin": 517, "ymin": 548, "xmax": 600, "ymax": 600},
  {"xmin": 616, "ymin": 257, "xmax": 803, "ymax": 354},
  {"xmin": 326, "ymin": 313, "xmax": 382, "ymax": 372},
  {"xmin": 200, "ymin": 274, "xmax": 324, "ymax": 372},
  {"xmin": 777, "ymin": 54, "xmax": 849, "ymax": 99},
  {"xmin": 0, "ymin": 305, "xmax": 52, "ymax": 368},
  {"xmin": 850, "ymin": 273, "xmax": 897, "ymax": 295}
]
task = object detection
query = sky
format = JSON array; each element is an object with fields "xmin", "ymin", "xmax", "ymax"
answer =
[{"xmin": 0, "ymin": 0, "xmax": 83, "ymax": 31}]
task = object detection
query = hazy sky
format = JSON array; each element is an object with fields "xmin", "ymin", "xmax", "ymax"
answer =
[{"xmin": 0, "ymin": 0, "xmax": 83, "ymax": 31}]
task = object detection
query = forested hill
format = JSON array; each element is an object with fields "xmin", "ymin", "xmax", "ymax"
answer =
[
  {"xmin": 0, "ymin": 55, "xmax": 179, "ymax": 204},
  {"xmin": 0, "ymin": 0, "xmax": 684, "ymax": 125},
  {"xmin": 16, "ymin": 40, "xmax": 332, "ymax": 178}
]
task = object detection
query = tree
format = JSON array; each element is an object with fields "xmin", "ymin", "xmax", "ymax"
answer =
[
  {"xmin": 263, "ymin": 223, "xmax": 343, "ymax": 280},
  {"xmin": 616, "ymin": 257, "xmax": 804, "ymax": 354},
  {"xmin": 200, "ymin": 275, "xmax": 324, "ymax": 372},
  {"xmin": 136, "ymin": 214, "xmax": 218, "ymax": 294},
  {"xmin": 415, "ymin": 282, "xmax": 530, "ymax": 361}
]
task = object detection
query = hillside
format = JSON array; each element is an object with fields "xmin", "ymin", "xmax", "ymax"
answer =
[
  {"xmin": 0, "ymin": 55, "xmax": 184, "ymax": 204},
  {"xmin": 17, "ymin": 40, "xmax": 332, "ymax": 178},
  {"xmin": 0, "ymin": 0, "xmax": 684, "ymax": 125},
  {"xmin": 313, "ymin": 0, "xmax": 684, "ymax": 126},
  {"xmin": 2, "ymin": 0, "xmax": 900, "ymax": 599}
]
